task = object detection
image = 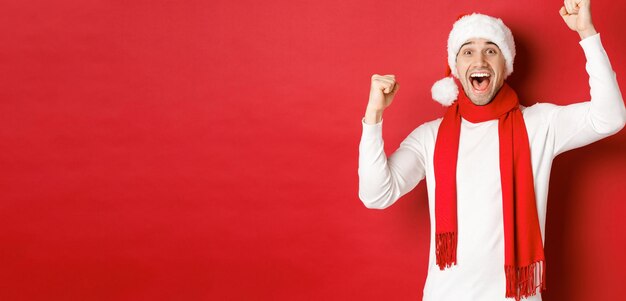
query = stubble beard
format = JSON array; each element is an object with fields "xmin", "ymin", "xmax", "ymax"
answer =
[
  {"xmin": 460, "ymin": 79, "xmax": 502, "ymax": 106},
  {"xmin": 460, "ymin": 83, "xmax": 493, "ymax": 106}
]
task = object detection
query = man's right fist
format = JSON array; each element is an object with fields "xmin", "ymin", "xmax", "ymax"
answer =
[{"xmin": 368, "ymin": 74, "xmax": 399, "ymax": 112}]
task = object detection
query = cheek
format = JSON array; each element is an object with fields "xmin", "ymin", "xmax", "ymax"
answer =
[
  {"xmin": 498, "ymin": 62, "xmax": 506, "ymax": 73},
  {"xmin": 456, "ymin": 62, "xmax": 467, "ymax": 78},
  {"xmin": 455, "ymin": 56, "xmax": 467, "ymax": 75},
  {"xmin": 496, "ymin": 57, "xmax": 506, "ymax": 75}
]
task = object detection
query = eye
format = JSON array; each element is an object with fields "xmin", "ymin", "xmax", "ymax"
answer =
[
  {"xmin": 462, "ymin": 49, "xmax": 472, "ymax": 55},
  {"xmin": 486, "ymin": 48, "xmax": 497, "ymax": 55}
]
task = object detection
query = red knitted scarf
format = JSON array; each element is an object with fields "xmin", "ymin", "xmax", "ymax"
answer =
[{"xmin": 433, "ymin": 82, "xmax": 546, "ymax": 300}]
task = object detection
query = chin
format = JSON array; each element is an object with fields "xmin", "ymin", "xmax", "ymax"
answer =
[
  {"xmin": 467, "ymin": 82, "xmax": 501, "ymax": 105},
  {"xmin": 470, "ymin": 94, "xmax": 494, "ymax": 106},
  {"xmin": 463, "ymin": 86, "xmax": 495, "ymax": 106}
]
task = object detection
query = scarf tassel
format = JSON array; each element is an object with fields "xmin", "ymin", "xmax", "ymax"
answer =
[
  {"xmin": 505, "ymin": 260, "xmax": 546, "ymax": 301},
  {"xmin": 435, "ymin": 232, "xmax": 457, "ymax": 270}
]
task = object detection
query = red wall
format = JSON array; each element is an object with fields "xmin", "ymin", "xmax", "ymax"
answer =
[{"xmin": 1, "ymin": 1, "xmax": 625, "ymax": 300}]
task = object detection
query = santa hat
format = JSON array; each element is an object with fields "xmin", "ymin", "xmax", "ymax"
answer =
[{"xmin": 431, "ymin": 13, "xmax": 516, "ymax": 106}]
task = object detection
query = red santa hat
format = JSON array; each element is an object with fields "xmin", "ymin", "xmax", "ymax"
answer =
[{"xmin": 431, "ymin": 13, "xmax": 516, "ymax": 106}]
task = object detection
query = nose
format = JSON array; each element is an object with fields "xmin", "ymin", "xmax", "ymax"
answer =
[{"xmin": 472, "ymin": 53, "xmax": 489, "ymax": 68}]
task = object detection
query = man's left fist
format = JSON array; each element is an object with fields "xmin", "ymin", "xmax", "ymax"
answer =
[{"xmin": 559, "ymin": 0, "xmax": 597, "ymax": 39}]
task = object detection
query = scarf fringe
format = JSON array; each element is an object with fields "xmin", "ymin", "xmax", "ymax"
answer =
[
  {"xmin": 505, "ymin": 260, "xmax": 546, "ymax": 301},
  {"xmin": 435, "ymin": 232, "xmax": 457, "ymax": 270}
]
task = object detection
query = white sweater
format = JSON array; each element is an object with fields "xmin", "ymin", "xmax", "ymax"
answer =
[{"xmin": 358, "ymin": 33, "xmax": 626, "ymax": 301}]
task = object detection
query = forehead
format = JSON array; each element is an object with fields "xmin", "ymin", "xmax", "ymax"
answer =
[{"xmin": 460, "ymin": 38, "xmax": 499, "ymax": 49}]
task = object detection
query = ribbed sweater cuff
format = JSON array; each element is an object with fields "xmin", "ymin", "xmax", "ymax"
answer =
[
  {"xmin": 361, "ymin": 118, "xmax": 383, "ymax": 140},
  {"xmin": 579, "ymin": 33, "xmax": 606, "ymax": 63}
]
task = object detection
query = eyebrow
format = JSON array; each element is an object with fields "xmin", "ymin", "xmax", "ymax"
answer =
[{"xmin": 460, "ymin": 41, "xmax": 499, "ymax": 49}]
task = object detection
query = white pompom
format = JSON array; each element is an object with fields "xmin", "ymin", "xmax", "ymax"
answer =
[{"xmin": 431, "ymin": 77, "xmax": 459, "ymax": 106}]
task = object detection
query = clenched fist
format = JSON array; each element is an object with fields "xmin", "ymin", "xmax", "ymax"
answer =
[
  {"xmin": 559, "ymin": 0, "xmax": 597, "ymax": 39},
  {"xmin": 364, "ymin": 74, "xmax": 399, "ymax": 124}
]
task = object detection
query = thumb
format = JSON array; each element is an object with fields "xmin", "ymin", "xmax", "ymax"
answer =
[{"xmin": 559, "ymin": 6, "xmax": 568, "ymax": 17}]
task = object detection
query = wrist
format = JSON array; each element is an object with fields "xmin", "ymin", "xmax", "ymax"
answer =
[
  {"xmin": 364, "ymin": 107, "xmax": 384, "ymax": 124},
  {"xmin": 578, "ymin": 26, "xmax": 597, "ymax": 40}
]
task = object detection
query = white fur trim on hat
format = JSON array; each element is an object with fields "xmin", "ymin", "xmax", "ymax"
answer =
[
  {"xmin": 447, "ymin": 13, "xmax": 516, "ymax": 79},
  {"xmin": 431, "ymin": 76, "xmax": 458, "ymax": 106}
]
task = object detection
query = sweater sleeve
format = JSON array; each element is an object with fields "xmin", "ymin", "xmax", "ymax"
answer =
[
  {"xmin": 551, "ymin": 33, "xmax": 626, "ymax": 156},
  {"xmin": 358, "ymin": 118, "xmax": 426, "ymax": 209}
]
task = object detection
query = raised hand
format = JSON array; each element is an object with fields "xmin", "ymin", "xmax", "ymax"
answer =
[
  {"xmin": 559, "ymin": 0, "xmax": 597, "ymax": 39},
  {"xmin": 364, "ymin": 74, "xmax": 399, "ymax": 124}
]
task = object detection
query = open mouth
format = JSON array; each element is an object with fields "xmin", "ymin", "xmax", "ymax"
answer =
[{"xmin": 469, "ymin": 72, "xmax": 491, "ymax": 94}]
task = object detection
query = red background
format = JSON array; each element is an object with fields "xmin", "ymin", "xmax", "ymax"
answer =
[{"xmin": 1, "ymin": 1, "xmax": 625, "ymax": 300}]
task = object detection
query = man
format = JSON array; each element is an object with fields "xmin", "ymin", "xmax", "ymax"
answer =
[{"xmin": 358, "ymin": 1, "xmax": 625, "ymax": 300}]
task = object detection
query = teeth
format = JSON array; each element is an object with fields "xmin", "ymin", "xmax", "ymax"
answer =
[{"xmin": 470, "ymin": 73, "xmax": 490, "ymax": 78}]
